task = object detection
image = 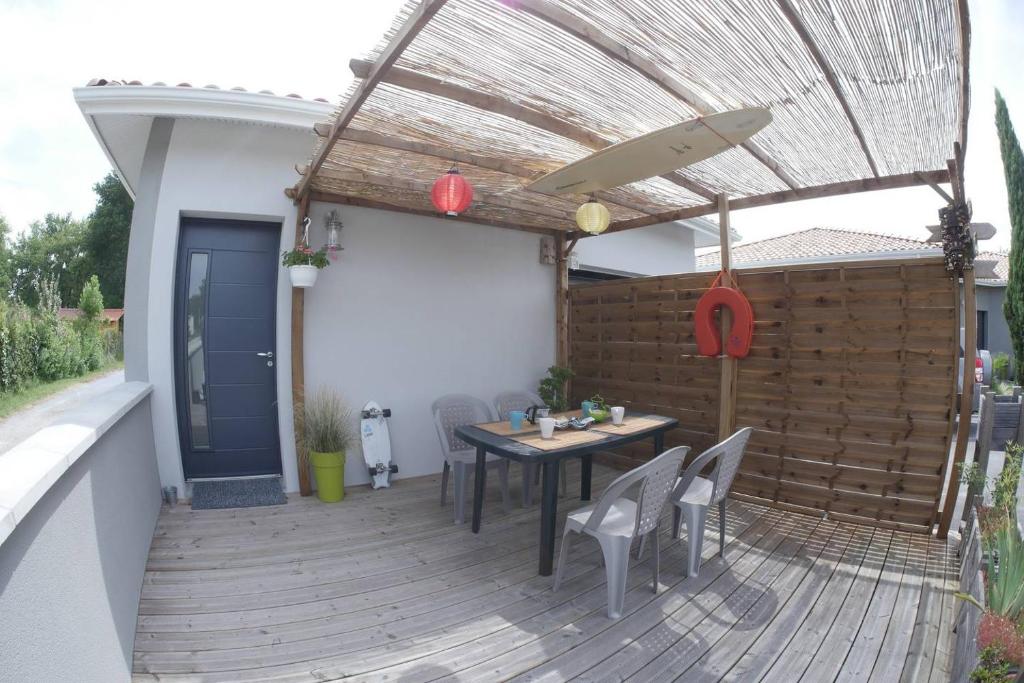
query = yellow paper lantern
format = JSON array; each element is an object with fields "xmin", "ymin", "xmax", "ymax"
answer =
[{"xmin": 576, "ymin": 199, "xmax": 611, "ymax": 235}]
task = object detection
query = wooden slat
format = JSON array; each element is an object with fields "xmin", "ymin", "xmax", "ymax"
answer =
[
  {"xmin": 349, "ymin": 59, "xmax": 718, "ymax": 201},
  {"xmin": 514, "ymin": 0, "xmax": 801, "ymax": 190},
  {"xmin": 775, "ymin": 0, "xmax": 880, "ymax": 178},
  {"xmin": 604, "ymin": 170, "xmax": 951, "ymax": 233},
  {"xmin": 293, "ymin": 0, "xmax": 448, "ymax": 199}
]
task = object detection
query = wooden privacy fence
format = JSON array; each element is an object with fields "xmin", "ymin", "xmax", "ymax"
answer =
[{"xmin": 569, "ymin": 257, "xmax": 958, "ymax": 533}]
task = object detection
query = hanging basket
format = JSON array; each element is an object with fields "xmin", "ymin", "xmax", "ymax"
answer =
[{"xmin": 289, "ymin": 265, "xmax": 319, "ymax": 288}]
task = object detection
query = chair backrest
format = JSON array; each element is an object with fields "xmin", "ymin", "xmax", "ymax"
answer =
[
  {"xmin": 584, "ymin": 446, "xmax": 689, "ymax": 537},
  {"xmin": 493, "ymin": 390, "xmax": 543, "ymax": 419},
  {"xmin": 676, "ymin": 427, "xmax": 753, "ymax": 506},
  {"xmin": 431, "ymin": 394, "xmax": 494, "ymax": 460}
]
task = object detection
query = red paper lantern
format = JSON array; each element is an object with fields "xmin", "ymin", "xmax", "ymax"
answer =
[{"xmin": 431, "ymin": 168, "xmax": 473, "ymax": 216}]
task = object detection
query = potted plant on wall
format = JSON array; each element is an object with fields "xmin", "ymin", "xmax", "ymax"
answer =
[
  {"xmin": 303, "ymin": 387, "xmax": 355, "ymax": 503},
  {"xmin": 282, "ymin": 244, "xmax": 330, "ymax": 288}
]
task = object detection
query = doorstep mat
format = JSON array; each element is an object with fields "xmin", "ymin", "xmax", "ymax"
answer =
[
  {"xmin": 191, "ymin": 478, "xmax": 287, "ymax": 510},
  {"xmin": 510, "ymin": 428, "xmax": 609, "ymax": 451},
  {"xmin": 591, "ymin": 415, "xmax": 671, "ymax": 436}
]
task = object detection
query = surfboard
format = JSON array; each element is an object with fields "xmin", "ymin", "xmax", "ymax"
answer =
[
  {"xmin": 526, "ymin": 107, "xmax": 772, "ymax": 195},
  {"xmin": 360, "ymin": 401, "xmax": 397, "ymax": 489}
]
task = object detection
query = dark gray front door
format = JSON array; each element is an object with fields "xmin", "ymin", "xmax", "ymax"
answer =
[{"xmin": 174, "ymin": 218, "xmax": 282, "ymax": 479}]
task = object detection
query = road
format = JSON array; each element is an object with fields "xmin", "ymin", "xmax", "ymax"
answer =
[{"xmin": 0, "ymin": 369, "xmax": 126, "ymax": 455}]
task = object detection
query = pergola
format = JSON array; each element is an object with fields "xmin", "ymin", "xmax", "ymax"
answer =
[{"xmin": 287, "ymin": 0, "xmax": 974, "ymax": 536}]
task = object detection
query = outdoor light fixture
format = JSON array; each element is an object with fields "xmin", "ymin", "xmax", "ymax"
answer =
[
  {"xmin": 431, "ymin": 166, "xmax": 474, "ymax": 216},
  {"xmin": 576, "ymin": 198, "xmax": 610, "ymax": 235},
  {"xmin": 324, "ymin": 210, "xmax": 344, "ymax": 251}
]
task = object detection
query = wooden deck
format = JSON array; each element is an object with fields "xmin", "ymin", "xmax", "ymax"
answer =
[{"xmin": 133, "ymin": 464, "xmax": 958, "ymax": 682}]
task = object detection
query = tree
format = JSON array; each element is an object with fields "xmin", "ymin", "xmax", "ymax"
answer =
[
  {"xmin": 79, "ymin": 275, "xmax": 104, "ymax": 322},
  {"xmin": 997, "ymin": 90, "xmax": 1024, "ymax": 381},
  {"xmin": 0, "ymin": 214, "xmax": 12, "ymax": 298},
  {"xmin": 9, "ymin": 213, "xmax": 89, "ymax": 307},
  {"xmin": 84, "ymin": 173, "xmax": 133, "ymax": 309}
]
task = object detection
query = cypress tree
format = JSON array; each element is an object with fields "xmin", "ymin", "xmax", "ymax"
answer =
[{"xmin": 996, "ymin": 90, "xmax": 1024, "ymax": 380}]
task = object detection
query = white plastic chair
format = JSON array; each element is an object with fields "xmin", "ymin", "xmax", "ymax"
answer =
[
  {"xmin": 432, "ymin": 394, "xmax": 511, "ymax": 524},
  {"xmin": 553, "ymin": 445, "xmax": 689, "ymax": 619},
  {"xmin": 670, "ymin": 427, "xmax": 753, "ymax": 578},
  {"xmin": 493, "ymin": 390, "xmax": 567, "ymax": 504}
]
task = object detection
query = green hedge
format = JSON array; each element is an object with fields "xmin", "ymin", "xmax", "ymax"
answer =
[{"xmin": 0, "ymin": 299, "xmax": 120, "ymax": 393}]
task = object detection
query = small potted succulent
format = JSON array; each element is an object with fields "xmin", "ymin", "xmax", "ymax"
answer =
[{"xmin": 282, "ymin": 244, "xmax": 331, "ymax": 288}]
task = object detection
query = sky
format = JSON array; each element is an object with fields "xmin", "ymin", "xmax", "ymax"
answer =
[{"xmin": 1, "ymin": 0, "xmax": 1022, "ymax": 252}]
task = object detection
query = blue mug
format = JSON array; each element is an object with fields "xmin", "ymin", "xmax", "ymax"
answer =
[
  {"xmin": 509, "ymin": 410, "xmax": 526, "ymax": 430},
  {"xmin": 581, "ymin": 401, "xmax": 594, "ymax": 418}
]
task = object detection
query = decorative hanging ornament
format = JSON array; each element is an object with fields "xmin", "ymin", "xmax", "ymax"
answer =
[
  {"xmin": 576, "ymin": 198, "xmax": 611, "ymax": 235},
  {"xmin": 431, "ymin": 166, "xmax": 473, "ymax": 216},
  {"xmin": 940, "ymin": 200, "xmax": 975, "ymax": 275}
]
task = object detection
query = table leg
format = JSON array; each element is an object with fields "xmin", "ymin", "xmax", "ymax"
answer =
[
  {"xmin": 471, "ymin": 446, "xmax": 486, "ymax": 534},
  {"xmin": 580, "ymin": 454, "xmax": 593, "ymax": 501},
  {"xmin": 539, "ymin": 460, "xmax": 560, "ymax": 576},
  {"xmin": 654, "ymin": 432, "xmax": 664, "ymax": 456}
]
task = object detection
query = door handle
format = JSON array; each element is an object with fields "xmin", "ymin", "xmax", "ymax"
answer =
[{"xmin": 256, "ymin": 351, "xmax": 274, "ymax": 358}]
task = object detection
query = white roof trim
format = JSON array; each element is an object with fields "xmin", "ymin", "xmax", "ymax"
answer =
[
  {"xmin": 696, "ymin": 247, "xmax": 943, "ymax": 271},
  {"xmin": 73, "ymin": 86, "xmax": 335, "ymax": 130}
]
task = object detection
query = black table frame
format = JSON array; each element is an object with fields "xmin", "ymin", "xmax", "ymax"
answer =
[{"xmin": 454, "ymin": 415, "xmax": 679, "ymax": 576}]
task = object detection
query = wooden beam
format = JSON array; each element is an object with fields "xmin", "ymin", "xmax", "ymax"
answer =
[
  {"xmin": 955, "ymin": 0, "xmax": 972, "ymax": 156},
  {"xmin": 775, "ymin": 0, "xmax": 881, "ymax": 178},
  {"xmin": 603, "ymin": 169, "xmax": 951, "ymax": 234},
  {"xmin": 314, "ymin": 166, "xmax": 577, "ymax": 223},
  {"xmin": 717, "ymin": 194, "xmax": 738, "ymax": 440},
  {"xmin": 330, "ymin": 127, "xmax": 659, "ymax": 216},
  {"xmin": 348, "ymin": 59, "xmax": 718, "ymax": 201},
  {"xmin": 291, "ymin": 193, "xmax": 311, "ymax": 496},
  {"xmin": 938, "ymin": 153, "xmax": 973, "ymax": 539},
  {"xmin": 555, "ymin": 232, "xmax": 570, "ymax": 368},
  {"xmin": 515, "ymin": 0, "xmax": 800, "ymax": 191},
  {"xmin": 307, "ymin": 190, "xmax": 561, "ymax": 236},
  {"xmin": 292, "ymin": 0, "xmax": 448, "ymax": 199},
  {"xmin": 916, "ymin": 171, "xmax": 954, "ymax": 203}
]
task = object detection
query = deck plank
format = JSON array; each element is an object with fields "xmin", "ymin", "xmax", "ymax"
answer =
[{"xmin": 131, "ymin": 467, "xmax": 957, "ymax": 682}]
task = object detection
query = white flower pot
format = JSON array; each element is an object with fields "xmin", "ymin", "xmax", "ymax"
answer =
[{"xmin": 289, "ymin": 265, "xmax": 319, "ymax": 288}]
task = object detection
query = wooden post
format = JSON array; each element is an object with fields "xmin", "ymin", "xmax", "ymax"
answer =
[
  {"xmin": 555, "ymin": 232, "xmax": 570, "ymax": 369},
  {"xmin": 292, "ymin": 194, "xmax": 312, "ymax": 496},
  {"xmin": 717, "ymin": 195, "xmax": 738, "ymax": 440},
  {"xmin": 938, "ymin": 149, "xmax": 974, "ymax": 538}
]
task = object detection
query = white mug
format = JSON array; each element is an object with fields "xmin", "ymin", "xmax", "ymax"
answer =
[
  {"xmin": 611, "ymin": 406, "xmax": 625, "ymax": 425},
  {"xmin": 538, "ymin": 417, "xmax": 556, "ymax": 439}
]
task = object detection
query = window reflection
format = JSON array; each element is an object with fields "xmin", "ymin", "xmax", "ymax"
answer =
[{"xmin": 186, "ymin": 253, "xmax": 210, "ymax": 449}]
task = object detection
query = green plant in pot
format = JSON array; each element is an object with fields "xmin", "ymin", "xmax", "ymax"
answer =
[
  {"xmin": 538, "ymin": 365, "xmax": 574, "ymax": 412},
  {"xmin": 303, "ymin": 387, "xmax": 355, "ymax": 503}
]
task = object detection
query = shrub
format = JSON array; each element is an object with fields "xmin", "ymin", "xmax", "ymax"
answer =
[
  {"xmin": 994, "ymin": 352, "xmax": 1011, "ymax": 382},
  {"xmin": 37, "ymin": 320, "xmax": 84, "ymax": 381},
  {"xmin": 78, "ymin": 274, "xmax": 103, "ymax": 322},
  {"xmin": 971, "ymin": 646, "xmax": 1013, "ymax": 682},
  {"xmin": 978, "ymin": 613, "xmax": 1024, "ymax": 668}
]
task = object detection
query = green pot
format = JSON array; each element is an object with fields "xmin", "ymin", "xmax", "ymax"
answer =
[
  {"xmin": 589, "ymin": 408, "xmax": 610, "ymax": 423},
  {"xmin": 310, "ymin": 450, "xmax": 345, "ymax": 502}
]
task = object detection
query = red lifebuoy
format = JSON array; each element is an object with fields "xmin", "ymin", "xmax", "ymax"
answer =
[{"xmin": 695, "ymin": 281, "xmax": 754, "ymax": 359}]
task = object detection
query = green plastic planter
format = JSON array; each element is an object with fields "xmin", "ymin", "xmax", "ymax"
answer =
[{"xmin": 310, "ymin": 451, "xmax": 345, "ymax": 502}]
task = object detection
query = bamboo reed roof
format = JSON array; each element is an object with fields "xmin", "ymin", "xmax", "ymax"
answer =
[{"xmin": 294, "ymin": 0, "xmax": 970, "ymax": 235}]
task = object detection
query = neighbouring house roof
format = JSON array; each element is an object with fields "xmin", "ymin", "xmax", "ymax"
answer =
[
  {"xmin": 73, "ymin": 80, "xmax": 336, "ymax": 199},
  {"xmin": 57, "ymin": 308, "xmax": 125, "ymax": 323},
  {"xmin": 696, "ymin": 227, "xmax": 1009, "ymax": 285},
  {"xmin": 295, "ymin": 0, "xmax": 969, "ymax": 236}
]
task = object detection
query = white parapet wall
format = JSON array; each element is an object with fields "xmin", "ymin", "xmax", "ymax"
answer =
[{"xmin": 0, "ymin": 382, "xmax": 160, "ymax": 683}]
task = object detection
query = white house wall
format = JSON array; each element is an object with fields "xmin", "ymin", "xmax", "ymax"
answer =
[
  {"xmin": 304, "ymin": 204, "xmax": 556, "ymax": 486},
  {"xmin": 572, "ymin": 221, "xmax": 695, "ymax": 275},
  {"xmin": 124, "ymin": 113, "xmax": 703, "ymax": 495},
  {"xmin": 142, "ymin": 118, "xmax": 310, "ymax": 494}
]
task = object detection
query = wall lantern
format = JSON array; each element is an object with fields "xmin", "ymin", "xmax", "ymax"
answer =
[
  {"xmin": 576, "ymin": 197, "xmax": 610, "ymax": 235},
  {"xmin": 431, "ymin": 166, "xmax": 474, "ymax": 216},
  {"xmin": 324, "ymin": 209, "xmax": 344, "ymax": 251}
]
